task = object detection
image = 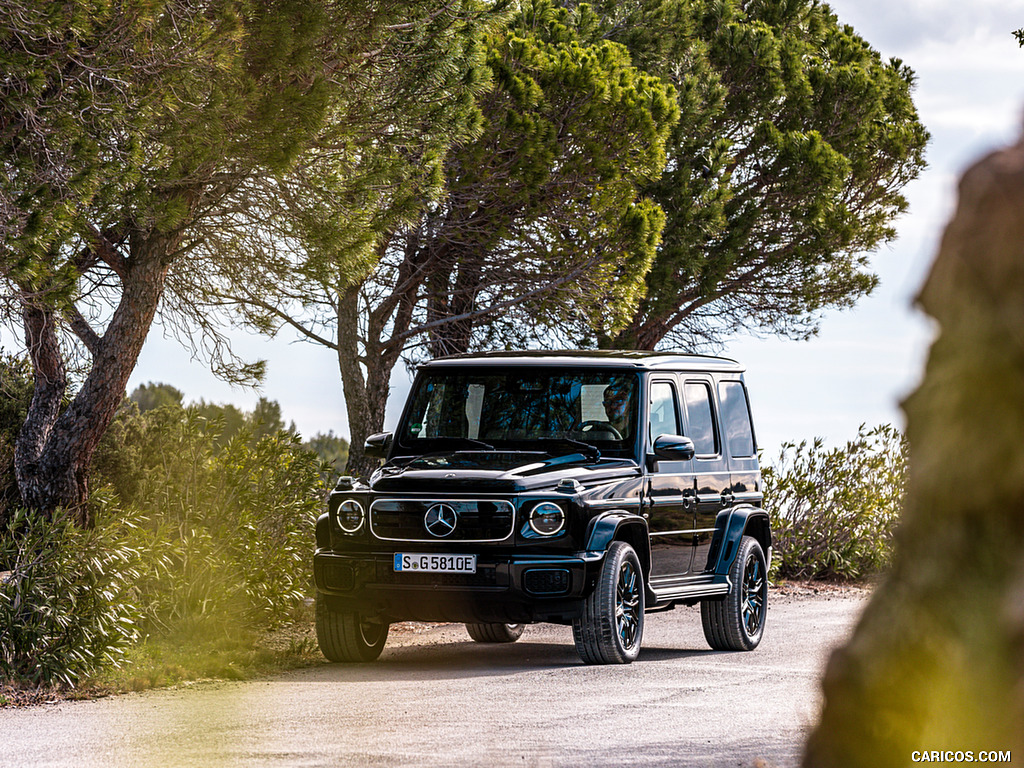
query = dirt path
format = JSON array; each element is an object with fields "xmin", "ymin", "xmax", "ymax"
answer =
[{"xmin": 0, "ymin": 586, "xmax": 868, "ymax": 767}]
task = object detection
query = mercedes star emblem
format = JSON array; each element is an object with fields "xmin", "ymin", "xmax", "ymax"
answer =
[{"xmin": 424, "ymin": 503, "xmax": 458, "ymax": 538}]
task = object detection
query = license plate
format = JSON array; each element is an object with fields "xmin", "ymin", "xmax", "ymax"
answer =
[{"xmin": 394, "ymin": 553, "xmax": 477, "ymax": 574}]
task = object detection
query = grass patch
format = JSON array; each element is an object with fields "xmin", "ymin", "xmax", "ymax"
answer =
[
  {"xmin": 1, "ymin": 604, "xmax": 323, "ymax": 707},
  {"xmin": 89, "ymin": 608, "xmax": 323, "ymax": 697}
]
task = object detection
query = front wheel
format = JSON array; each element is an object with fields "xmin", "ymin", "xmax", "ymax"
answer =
[
  {"xmin": 465, "ymin": 623, "xmax": 526, "ymax": 643},
  {"xmin": 572, "ymin": 541, "xmax": 644, "ymax": 664},
  {"xmin": 701, "ymin": 535, "xmax": 767, "ymax": 651},
  {"xmin": 316, "ymin": 595, "xmax": 389, "ymax": 662}
]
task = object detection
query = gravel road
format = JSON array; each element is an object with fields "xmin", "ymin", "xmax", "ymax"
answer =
[{"xmin": 0, "ymin": 586, "xmax": 868, "ymax": 768}]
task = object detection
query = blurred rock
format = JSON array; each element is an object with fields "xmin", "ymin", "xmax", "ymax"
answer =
[{"xmin": 804, "ymin": 134, "xmax": 1024, "ymax": 766}]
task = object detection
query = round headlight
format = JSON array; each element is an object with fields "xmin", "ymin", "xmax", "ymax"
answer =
[
  {"xmin": 528, "ymin": 501, "xmax": 565, "ymax": 536},
  {"xmin": 337, "ymin": 499, "xmax": 364, "ymax": 533}
]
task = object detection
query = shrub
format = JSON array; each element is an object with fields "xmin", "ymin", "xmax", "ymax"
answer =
[
  {"xmin": 120, "ymin": 410, "xmax": 326, "ymax": 634},
  {"xmin": 763, "ymin": 424, "xmax": 907, "ymax": 581},
  {"xmin": 0, "ymin": 505, "xmax": 140, "ymax": 685},
  {"xmin": 0, "ymin": 386, "xmax": 326, "ymax": 685}
]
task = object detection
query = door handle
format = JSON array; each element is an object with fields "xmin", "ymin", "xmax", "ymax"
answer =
[{"xmin": 641, "ymin": 496, "xmax": 652, "ymax": 518}]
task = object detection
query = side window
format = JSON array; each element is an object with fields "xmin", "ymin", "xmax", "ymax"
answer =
[
  {"xmin": 718, "ymin": 381, "xmax": 755, "ymax": 458},
  {"xmin": 649, "ymin": 381, "xmax": 680, "ymax": 442},
  {"xmin": 683, "ymin": 382, "xmax": 718, "ymax": 457}
]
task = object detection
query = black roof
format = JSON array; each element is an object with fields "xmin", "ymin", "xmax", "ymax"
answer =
[{"xmin": 421, "ymin": 349, "xmax": 744, "ymax": 373}]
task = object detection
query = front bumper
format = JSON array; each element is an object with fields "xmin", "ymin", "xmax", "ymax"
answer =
[{"xmin": 313, "ymin": 550, "xmax": 600, "ymax": 624}]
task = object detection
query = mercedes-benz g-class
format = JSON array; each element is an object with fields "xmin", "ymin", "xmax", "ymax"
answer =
[{"xmin": 313, "ymin": 351, "xmax": 771, "ymax": 664}]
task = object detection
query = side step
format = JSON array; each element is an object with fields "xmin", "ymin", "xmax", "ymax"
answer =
[{"xmin": 649, "ymin": 576, "xmax": 729, "ymax": 604}]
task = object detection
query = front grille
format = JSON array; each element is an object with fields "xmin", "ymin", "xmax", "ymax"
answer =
[
  {"xmin": 523, "ymin": 568, "xmax": 570, "ymax": 595},
  {"xmin": 374, "ymin": 560, "xmax": 502, "ymax": 588},
  {"xmin": 370, "ymin": 498, "xmax": 515, "ymax": 542}
]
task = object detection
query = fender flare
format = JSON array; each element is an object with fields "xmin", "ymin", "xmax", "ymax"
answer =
[
  {"xmin": 583, "ymin": 509, "xmax": 652, "ymax": 581},
  {"xmin": 709, "ymin": 504, "xmax": 772, "ymax": 577},
  {"xmin": 315, "ymin": 512, "xmax": 332, "ymax": 550}
]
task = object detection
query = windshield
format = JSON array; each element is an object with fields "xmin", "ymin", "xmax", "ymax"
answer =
[{"xmin": 397, "ymin": 368, "xmax": 640, "ymax": 455}]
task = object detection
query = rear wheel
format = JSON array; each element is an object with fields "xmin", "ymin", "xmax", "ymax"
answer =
[
  {"xmin": 316, "ymin": 595, "xmax": 389, "ymax": 662},
  {"xmin": 572, "ymin": 541, "xmax": 644, "ymax": 664},
  {"xmin": 465, "ymin": 623, "xmax": 526, "ymax": 643},
  {"xmin": 701, "ymin": 535, "xmax": 767, "ymax": 651}
]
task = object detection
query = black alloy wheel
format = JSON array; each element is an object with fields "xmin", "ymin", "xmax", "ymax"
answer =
[
  {"xmin": 465, "ymin": 623, "xmax": 526, "ymax": 643},
  {"xmin": 615, "ymin": 557, "xmax": 642, "ymax": 650},
  {"xmin": 741, "ymin": 543, "xmax": 766, "ymax": 638},
  {"xmin": 701, "ymin": 535, "xmax": 768, "ymax": 651},
  {"xmin": 572, "ymin": 541, "xmax": 645, "ymax": 664}
]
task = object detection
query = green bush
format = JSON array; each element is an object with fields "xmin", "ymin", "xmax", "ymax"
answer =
[
  {"xmin": 119, "ymin": 409, "xmax": 326, "ymax": 634},
  {"xmin": 763, "ymin": 424, "xmax": 907, "ymax": 581},
  {"xmin": 1, "ymin": 371, "xmax": 327, "ymax": 686},
  {"xmin": 0, "ymin": 506, "xmax": 140, "ymax": 685}
]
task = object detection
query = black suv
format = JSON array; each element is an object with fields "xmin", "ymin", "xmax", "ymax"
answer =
[{"xmin": 313, "ymin": 351, "xmax": 771, "ymax": 664}]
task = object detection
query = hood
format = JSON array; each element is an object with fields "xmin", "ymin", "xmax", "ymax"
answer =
[{"xmin": 369, "ymin": 451, "xmax": 640, "ymax": 494}]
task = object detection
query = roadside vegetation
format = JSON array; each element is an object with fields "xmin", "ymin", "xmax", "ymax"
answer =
[
  {"xmin": 0, "ymin": 366, "xmax": 907, "ymax": 700},
  {"xmin": 1, "ymin": 362, "xmax": 333, "ymax": 700},
  {"xmin": 764, "ymin": 424, "xmax": 908, "ymax": 582}
]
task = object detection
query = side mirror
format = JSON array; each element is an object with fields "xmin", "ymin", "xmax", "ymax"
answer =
[
  {"xmin": 653, "ymin": 434, "xmax": 695, "ymax": 462},
  {"xmin": 364, "ymin": 432, "xmax": 393, "ymax": 460}
]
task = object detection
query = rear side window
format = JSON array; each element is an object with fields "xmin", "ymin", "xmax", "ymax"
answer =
[
  {"xmin": 718, "ymin": 381, "xmax": 755, "ymax": 458},
  {"xmin": 683, "ymin": 382, "xmax": 717, "ymax": 457}
]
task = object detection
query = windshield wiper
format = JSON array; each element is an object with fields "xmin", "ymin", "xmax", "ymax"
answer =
[
  {"xmin": 534, "ymin": 438, "xmax": 601, "ymax": 462},
  {"xmin": 434, "ymin": 437, "xmax": 496, "ymax": 451}
]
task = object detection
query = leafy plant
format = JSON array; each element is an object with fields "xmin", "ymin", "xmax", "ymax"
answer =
[
  {"xmin": 0, "ymin": 505, "xmax": 140, "ymax": 685},
  {"xmin": 763, "ymin": 424, "xmax": 907, "ymax": 581},
  {"xmin": 119, "ymin": 410, "xmax": 325, "ymax": 634}
]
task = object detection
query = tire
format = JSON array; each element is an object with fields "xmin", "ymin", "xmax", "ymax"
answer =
[
  {"xmin": 465, "ymin": 623, "xmax": 526, "ymax": 643},
  {"xmin": 315, "ymin": 595, "xmax": 389, "ymax": 662},
  {"xmin": 701, "ymin": 535, "xmax": 768, "ymax": 651},
  {"xmin": 572, "ymin": 541, "xmax": 645, "ymax": 664}
]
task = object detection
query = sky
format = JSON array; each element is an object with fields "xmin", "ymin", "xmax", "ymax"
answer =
[{"xmin": 122, "ymin": 0, "xmax": 1024, "ymax": 457}]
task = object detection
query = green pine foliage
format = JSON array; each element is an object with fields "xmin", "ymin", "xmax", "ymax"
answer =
[
  {"xmin": 432, "ymin": 0, "xmax": 680, "ymax": 342},
  {"xmin": 763, "ymin": 424, "xmax": 908, "ymax": 581},
  {"xmin": 582, "ymin": 0, "xmax": 930, "ymax": 348},
  {"xmin": 2, "ymin": 0, "xmax": 501, "ymax": 515}
]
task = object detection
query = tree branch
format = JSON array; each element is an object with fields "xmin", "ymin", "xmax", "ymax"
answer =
[
  {"xmin": 216, "ymin": 292, "xmax": 339, "ymax": 351},
  {"xmin": 83, "ymin": 222, "xmax": 128, "ymax": 280},
  {"xmin": 66, "ymin": 306, "xmax": 103, "ymax": 358},
  {"xmin": 385, "ymin": 256, "xmax": 598, "ymax": 350}
]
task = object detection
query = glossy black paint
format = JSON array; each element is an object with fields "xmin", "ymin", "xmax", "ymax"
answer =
[
  {"xmin": 653, "ymin": 434, "xmax": 696, "ymax": 461},
  {"xmin": 313, "ymin": 351, "xmax": 770, "ymax": 626},
  {"xmin": 363, "ymin": 432, "xmax": 392, "ymax": 459}
]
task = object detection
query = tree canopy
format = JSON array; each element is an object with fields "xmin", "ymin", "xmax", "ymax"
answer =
[
  {"xmin": 587, "ymin": 0, "xmax": 929, "ymax": 349},
  {"xmin": 214, "ymin": 0, "xmax": 680, "ymax": 473},
  {"xmin": 0, "ymin": 0, "xmax": 499, "ymax": 517},
  {"xmin": 1, "ymin": 0, "xmax": 929, "ymax": 488}
]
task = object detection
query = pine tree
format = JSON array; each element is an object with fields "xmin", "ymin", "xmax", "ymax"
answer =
[
  {"xmin": 588, "ymin": 0, "xmax": 929, "ymax": 349},
  {"xmin": 0, "ymin": 0, "xmax": 497, "ymax": 520}
]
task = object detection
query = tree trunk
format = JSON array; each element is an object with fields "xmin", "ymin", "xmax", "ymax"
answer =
[
  {"xmin": 13, "ymin": 301, "xmax": 71, "ymax": 521},
  {"xmin": 14, "ymin": 244, "xmax": 170, "ymax": 526},
  {"xmin": 337, "ymin": 285, "xmax": 393, "ymax": 480},
  {"xmin": 803, "ymin": 134, "xmax": 1024, "ymax": 766},
  {"xmin": 427, "ymin": 250, "xmax": 481, "ymax": 358}
]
